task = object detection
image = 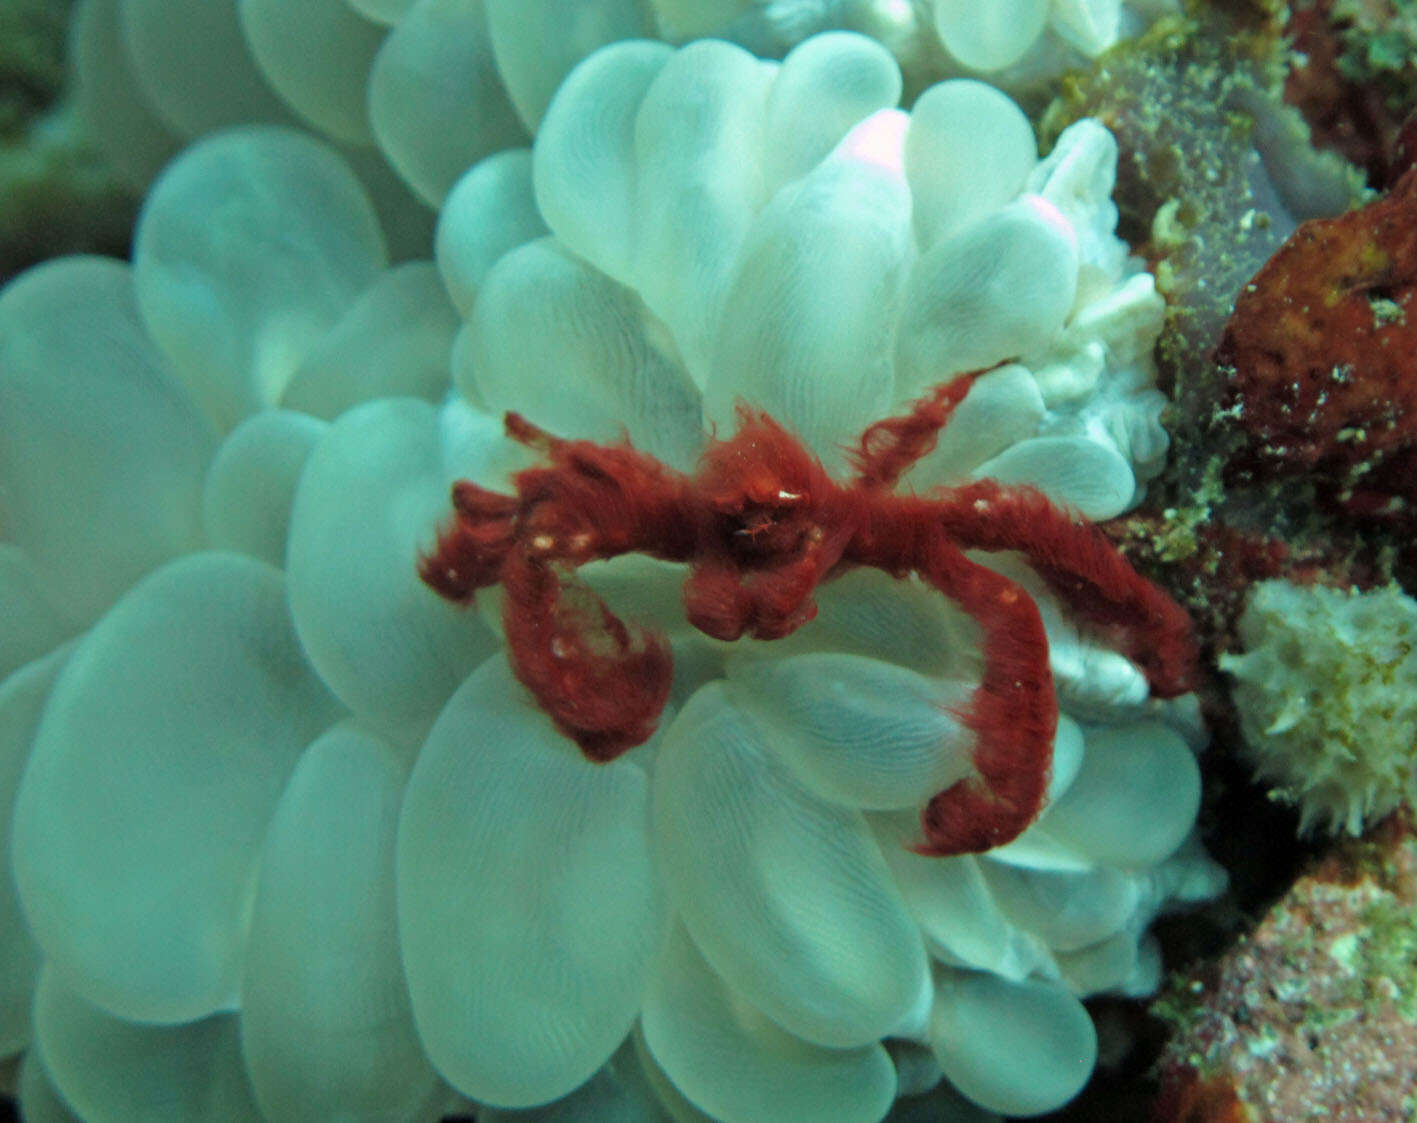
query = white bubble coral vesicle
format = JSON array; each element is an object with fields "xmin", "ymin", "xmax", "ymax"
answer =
[
  {"xmin": 0, "ymin": 256, "xmax": 216, "ymax": 623},
  {"xmin": 647, "ymin": 0, "xmax": 1175, "ymax": 87},
  {"xmin": 133, "ymin": 126, "xmax": 388, "ymax": 430},
  {"xmin": 398, "ymin": 659, "xmax": 664, "ymax": 1108},
  {"xmin": 1222, "ymin": 580, "xmax": 1417, "ymax": 835},
  {"xmin": 242, "ymin": 724, "xmax": 441, "ymax": 1121},
  {"xmin": 12, "ymin": 554, "xmax": 343, "ymax": 1024}
]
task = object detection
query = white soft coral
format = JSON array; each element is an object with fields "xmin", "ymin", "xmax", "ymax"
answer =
[{"xmin": 1222, "ymin": 581, "xmax": 1417, "ymax": 835}]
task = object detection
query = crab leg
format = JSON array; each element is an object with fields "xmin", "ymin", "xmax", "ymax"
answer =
[
  {"xmin": 932, "ymin": 479, "xmax": 1197, "ymax": 698},
  {"xmin": 850, "ymin": 371, "xmax": 981, "ymax": 489},
  {"xmin": 422, "ymin": 413, "xmax": 696, "ymax": 757},
  {"xmin": 418, "ymin": 481, "xmax": 521, "ymax": 602},
  {"xmin": 498, "ymin": 546, "xmax": 674, "ymax": 761},
  {"xmin": 911, "ymin": 527, "xmax": 1058, "ymax": 855}
]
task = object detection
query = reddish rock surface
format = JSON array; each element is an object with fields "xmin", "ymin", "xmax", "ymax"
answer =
[
  {"xmin": 1218, "ymin": 167, "xmax": 1417, "ymax": 524},
  {"xmin": 1154, "ymin": 812, "xmax": 1417, "ymax": 1122}
]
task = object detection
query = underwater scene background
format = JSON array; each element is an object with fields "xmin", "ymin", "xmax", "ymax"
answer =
[{"xmin": 2, "ymin": 1, "xmax": 1417, "ymax": 1120}]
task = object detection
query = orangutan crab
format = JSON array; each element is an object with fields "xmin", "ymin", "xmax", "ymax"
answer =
[{"xmin": 421, "ymin": 372, "xmax": 1196, "ymax": 857}]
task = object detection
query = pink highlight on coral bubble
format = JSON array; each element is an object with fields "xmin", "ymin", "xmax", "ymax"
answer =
[
  {"xmin": 838, "ymin": 109, "xmax": 910, "ymax": 178},
  {"xmin": 1021, "ymin": 193, "xmax": 1079, "ymax": 250}
]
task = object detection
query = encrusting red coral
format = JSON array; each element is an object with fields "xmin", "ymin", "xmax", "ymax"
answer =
[
  {"xmin": 1218, "ymin": 165, "xmax": 1417, "ymax": 523},
  {"xmin": 422, "ymin": 374, "xmax": 1197, "ymax": 856}
]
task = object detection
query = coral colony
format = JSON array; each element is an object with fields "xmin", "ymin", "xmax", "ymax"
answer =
[{"xmin": 16, "ymin": 0, "xmax": 1417, "ymax": 1120}]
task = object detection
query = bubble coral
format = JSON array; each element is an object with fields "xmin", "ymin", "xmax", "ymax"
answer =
[
  {"xmin": 68, "ymin": 0, "xmax": 597, "ymax": 232},
  {"xmin": 67, "ymin": 0, "xmax": 1179, "ymax": 217},
  {"xmin": 1, "ymin": 24, "xmax": 1223, "ymax": 1123},
  {"xmin": 651, "ymin": 0, "xmax": 1178, "ymax": 87}
]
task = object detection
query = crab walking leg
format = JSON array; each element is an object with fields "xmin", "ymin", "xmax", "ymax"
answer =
[
  {"xmin": 504, "ymin": 414, "xmax": 703, "ymax": 564},
  {"xmin": 498, "ymin": 546, "xmax": 674, "ymax": 761},
  {"xmin": 933, "ymin": 480, "xmax": 1198, "ymax": 698},
  {"xmin": 850, "ymin": 371, "xmax": 981, "ymax": 489},
  {"xmin": 913, "ymin": 529, "xmax": 1058, "ymax": 856},
  {"xmin": 418, "ymin": 481, "xmax": 520, "ymax": 602}
]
